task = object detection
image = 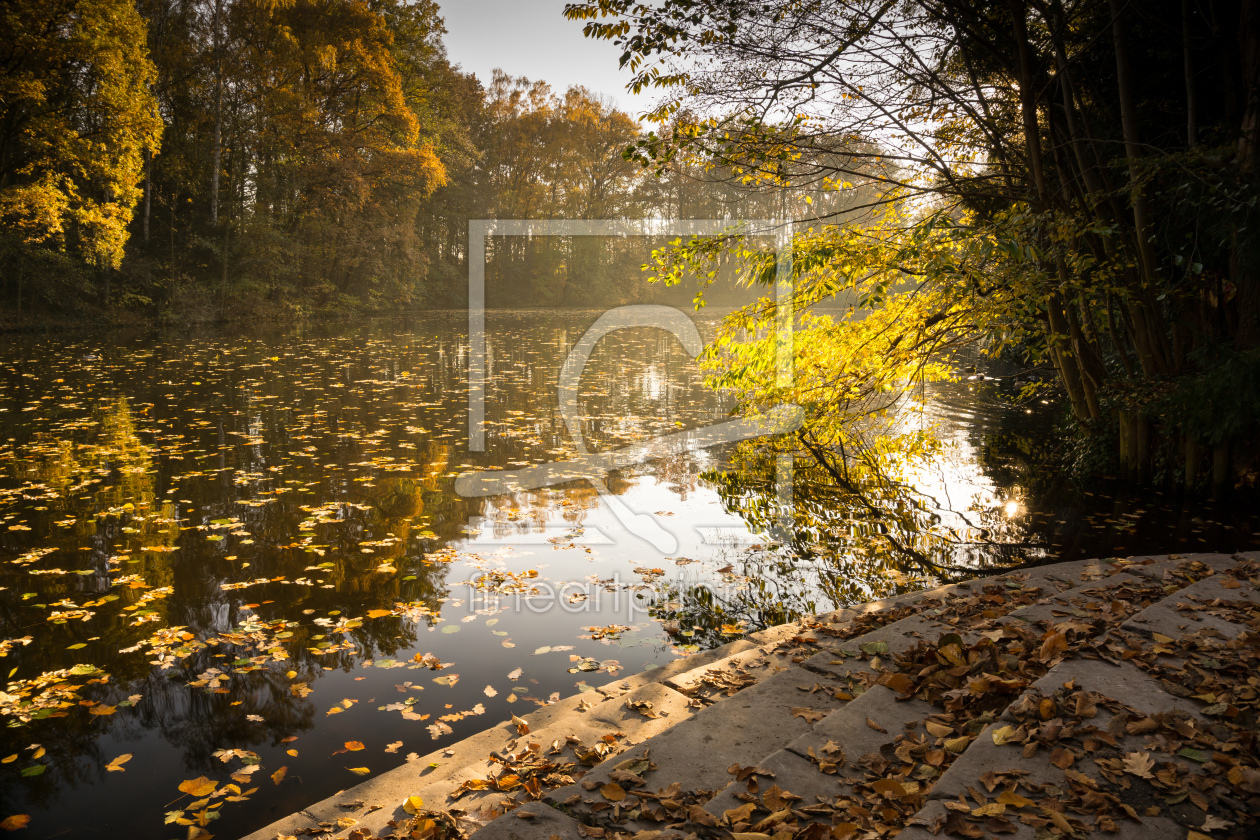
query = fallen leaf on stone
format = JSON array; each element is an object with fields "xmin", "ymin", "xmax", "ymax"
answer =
[
  {"xmin": 1122, "ymin": 751, "xmax": 1155, "ymax": 779},
  {"xmin": 1039, "ymin": 631, "xmax": 1068, "ymax": 663},
  {"xmin": 788, "ymin": 707, "xmax": 827, "ymax": 724},
  {"xmin": 600, "ymin": 783, "xmax": 626, "ymax": 801},
  {"xmin": 403, "ymin": 796, "xmax": 424, "ymax": 814}
]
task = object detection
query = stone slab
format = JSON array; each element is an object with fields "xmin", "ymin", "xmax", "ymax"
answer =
[
  {"xmin": 997, "ymin": 571, "xmax": 1150, "ymax": 631},
  {"xmin": 1121, "ymin": 571, "xmax": 1258, "ymax": 640},
  {"xmin": 665, "ymin": 644, "xmax": 796, "ymax": 697},
  {"xmin": 548, "ymin": 665, "xmax": 852, "ymax": 809},
  {"xmin": 896, "ymin": 800, "xmax": 1185, "ymax": 840},
  {"xmin": 596, "ymin": 640, "xmax": 759, "ymax": 700},
  {"xmin": 786, "ymin": 685, "xmax": 938, "ymax": 769},
  {"xmin": 469, "ymin": 801, "xmax": 587, "ymax": 840},
  {"xmin": 703, "ymin": 748, "xmax": 840, "ymax": 820}
]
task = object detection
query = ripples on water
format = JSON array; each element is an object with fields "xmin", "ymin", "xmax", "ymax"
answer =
[{"xmin": 0, "ymin": 310, "xmax": 1254, "ymax": 838}]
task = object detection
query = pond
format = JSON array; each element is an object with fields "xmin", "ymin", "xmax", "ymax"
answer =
[{"xmin": 1, "ymin": 309, "xmax": 1255, "ymax": 839}]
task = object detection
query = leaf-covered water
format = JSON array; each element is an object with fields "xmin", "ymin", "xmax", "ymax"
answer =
[{"xmin": 0, "ymin": 311, "xmax": 1254, "ymax": 839}]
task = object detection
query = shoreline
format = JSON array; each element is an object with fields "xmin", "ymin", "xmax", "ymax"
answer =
[{"xmin": 246, "ymin": 551, "xmax": 1260, "ymax": 840}]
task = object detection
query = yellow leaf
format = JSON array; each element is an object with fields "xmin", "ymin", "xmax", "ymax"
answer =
[
  {"xmin": 348, "ymin": 767, "xmax": 370, "ymax": 776},
  {"xmin": 1, "ymin": 755, "xmax": 16, "ymax": 764},
  {"xmin": 991, "ymin": 725, "xmax": 1016, "ymax": 745},
  {"xmin": 106, "ymin": 753, "xmax": 133, "ymax": 772},
  {"xmin": 178, "ymin": 777, "xmax": 218, "ymax": 797},
  {"xmin": 996, "ymin": 791, "xmax": 1033, "ymax": 808},
  {"xmin": 367, "ymin": 609, "xmax": 392, "ymax": 619},
  {"xmin": 403, "ymin": 796, "xmax": 424, "ymax": 815},
  {"xmin": 271, "ymin": 766, "xmax": 287, "ymax": 785},
  {"xmin": 89, "ymin": 704, "xmax": 117, "ymax": 716}
]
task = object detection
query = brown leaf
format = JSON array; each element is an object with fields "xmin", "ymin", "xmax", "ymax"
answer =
[
  {"xmin": 1038, "ymin": 631, "xmax": 1068, "ymax": 663},
  {"xmin": 271, "ymin": 766, "xmax": 287, "ymax": 785},
  {"xmin": 1121, "ymin": 752, "xmax": 1155, "ymax": 779},
  {"xmin": 876, "ymin": 673, "xmax": 915, "ymax": 694},
  {"xmin": 599, "ymin": 783, "xmax": 626, "ymax": 802},
  {"xmin": 865, "ymin": 717, "xmax": 888, "ymax": 733},
  {"xmin": 1049, "ymin": 748, "xmax": 1075, "ymax": 769},
  {"xmin": 723, "ymin": 803, "xmax": 756, "ymax": 825},
  {"xmin": 791, "ymin": 707, "xmax": 827, "ymax": 724}
]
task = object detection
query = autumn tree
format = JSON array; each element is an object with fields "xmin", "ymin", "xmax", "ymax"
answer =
[{"xmin": 0, "ymin": 0, "xmax": 163, "ymax": 308}]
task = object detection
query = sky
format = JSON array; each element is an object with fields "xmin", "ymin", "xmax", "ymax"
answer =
[{"xmin": 439, "ymin": 0, "xmax": 658, "ymax": 118}]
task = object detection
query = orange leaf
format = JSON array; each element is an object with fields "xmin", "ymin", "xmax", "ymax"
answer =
[
  {"xmin": 344, "ymin": 741, "xmax": 365, "ymax": 751},
  {"xmin": 89, "ymin": 705, "xmax": 117, "ymax": 716},
  {"xmin": 272, "ymin": 766, "xmax": 287, "ymax": 785},
  {"xmin": 1, "ymin": 815, "xmax": 31, "ymax": 831}
]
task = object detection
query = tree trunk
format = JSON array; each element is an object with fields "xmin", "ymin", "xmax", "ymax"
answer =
[
  {"xmin": 209, "ymin": 0, "xmax": 225, "ymax": 227},
  {"xmin": 1184, "ymin": 435, "xmax": 1199, "ymax": 490},
  {"xmin": 1184, "ymin": 0, "xmax": 1199, "ymax": 147},
  {"xmin": 1212, "ymin": 443, "xmax": 1231, "ymax": 497},
  {"xmin": 1109, "ymin": 0, "xmax": 1158, "ymax": 283},
  {"xmin": 144, "ymin": 148, "xmax": 152, "ymax": 244}
]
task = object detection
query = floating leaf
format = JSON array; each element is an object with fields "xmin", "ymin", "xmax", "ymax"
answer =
[
  {"xmin": 19, "ymin": 766, "xmax": 44, "ymax": 778},
  {"xmin": 89, "ymin": 704, "xmax": 117, "ymax": 716},
  {"xmin": 0, "ymin": 815, "xmax": 31, "ymax": 831},
  {"xmin": 367, "ymin": 610, "xmax": 392, "ymax": 619},
  {"xmin": 345, "ymin": 741, "xmax": 365, "ymax": 751},
  {"xmin": 347, "ymin": 767, "xmax": 370, "ymax": 776},
  {"xmin": 271, "ymin": 766, "xmax": 287, "ymax": 785},
  {"xmin": 178, "ymin": 777, "xmax": 217, "ymax": 797},
  {"xmin": 106, "ymin": 754, "xmax": 132, "ymax": 772}
]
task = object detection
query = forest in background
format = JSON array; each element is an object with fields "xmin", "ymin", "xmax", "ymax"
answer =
[{"xmin": 0, "ymin": 0, "xmax": 860, "ymax": 322}]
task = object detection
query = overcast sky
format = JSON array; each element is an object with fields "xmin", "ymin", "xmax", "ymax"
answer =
[{"xmin": 440, "ymin": 0, "xmax": 657, "ymax": 117}]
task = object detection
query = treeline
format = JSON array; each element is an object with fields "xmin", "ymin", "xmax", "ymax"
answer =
[{"xmin": 0, "ymin": 0, "xmax": 828, "ymax": 322}]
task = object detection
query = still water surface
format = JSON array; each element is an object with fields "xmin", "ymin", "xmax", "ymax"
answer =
[{"xmin": 1, "ymin": 310, "xmax": 1254, "ymax": 839}]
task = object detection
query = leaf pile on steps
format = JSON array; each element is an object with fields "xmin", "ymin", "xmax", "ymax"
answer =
[{"xmin": 316, "ymin": 556, "xmax": 1258, "ymax": 840}]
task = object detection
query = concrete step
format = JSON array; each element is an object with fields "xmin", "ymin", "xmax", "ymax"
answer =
[
  {"xmin": 543, "ymin": 663, "xmax": 856, "ymax": 818},
  {"xmin": 242, "ymin": 681, "xmax": 693, "ymax": 840}
]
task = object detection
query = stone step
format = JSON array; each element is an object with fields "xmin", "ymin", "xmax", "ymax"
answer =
[
  {"xmin": 242, "ymin": 681, "xmax": 693, "ymax": 840},
  {"xmin": 896, "ymin": 656, "xmax": 1217, "ymax": 840},
  {"xmin": 543, "ymin": 663, "xmax": 856, "ymax": 818},
  {"xmin": 1120, "ymin": 563, "xmax": 1259, "ymax": 640},
  {"xmin": 702, "ymin": 683, "xmax": 939, "ymax": 820}
]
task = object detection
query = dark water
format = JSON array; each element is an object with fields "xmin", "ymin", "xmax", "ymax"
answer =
[{"xmin": 0, "ymin": 310, "xmax": 1254, "ymax": 839}]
